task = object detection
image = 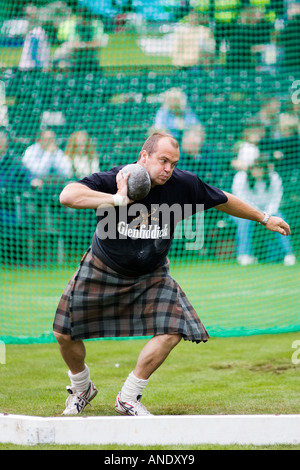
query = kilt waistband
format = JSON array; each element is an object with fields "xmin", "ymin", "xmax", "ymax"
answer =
[{"xmin": 92, "ymin": 233, "xmax": 166, "ymax": 278}]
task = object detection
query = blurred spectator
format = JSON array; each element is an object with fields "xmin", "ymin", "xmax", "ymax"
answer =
[
  {"xmin": 212, "ymin": 0, "xmax": 241, "ymax": 53},
  {"xmin": 0, "ymin": 131, "xmax": 13, "ymax": 188},
  {"xmin": 248, "ymin": 0, "xmax": 276, "ymax": 22},
  {"xmin": 19, "ymin": 4, "xmax": 51, "ymax": 71},
  {"xmin": 226, "ymin": 6, "xmax": 273, "ymax": 69},
  {"xmin": 65, "ymin": 130, "xmax": 99, "ymax": 178},
  {"xmin": 257, "ymin": 97, "xmax": 281, "ymax": 139},
  {"xmin": 56, "ymin": 6, "xmax": 77, "ymax": 43},
  {"xmin": 180, "ymin": 124, "xmax": 219, "ymax": 185},
  {"xmin": 39, "ymin": 1, "xmax": 71, "ymax": 34},
  {"xmin": 269, "ymin": 111, "xmax": 300, "ymax": 186},
  {"xmin": 152, "ymin": 88, "xmax": 201, "ymax": 144},
  {"xmin": 0, "ymin": 130, "xmax": 8, "ymax": 156},
  {"xmin": 172, "ymin": 10, "xmax": 215, "ymax": 69},
  {"xmin": 54, "ymin": 7, "xmax": 106, "ymax": 70},
  {"xmin": 0, "ymin": 131, "xmax": 32, "ymax": 188},
  {"xmin": 0, "ymin": 81, "xmax": 8, "ymax": 129},
  {"xmin": 231, "ymin": 119, "xmax": 265, "ymax": 171},
  {"xmin": 278, "ymin": 2, "xmax": 300, "ymax": 70},
  {"xmin": 0, "ymin": 130, "xmax": 12, "ymax": 175},
  {"xmin": 22, "ymin": 130, "xmax": 73, "ymax": 187},
  {"xmin": 231, "ymin": 154, "xmax": 295, "ymax": 266},
  {"xmin": 292, "ymin": 95, "xmax": 300, "ymax": 123},
  {"xmin": 257, "ymin": 100, "xmax": 300, "ymax": 185},
  {"xmin": 0, "ymin": 131, "xmax": 34, "ymax": 229}
]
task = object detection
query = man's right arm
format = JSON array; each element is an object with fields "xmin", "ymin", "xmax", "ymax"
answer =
[
  {"xmin": 59, "ymin": 171, "xmax": 131, "ymax": 209},
  {"xmin": 59, "ymin": 182, "xmax": 115, "ymax": 209}
]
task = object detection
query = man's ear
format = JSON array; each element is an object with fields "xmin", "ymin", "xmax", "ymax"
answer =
[{"xmin": 139, "ymin": 149, "xmax": 148, "ymax": 164}]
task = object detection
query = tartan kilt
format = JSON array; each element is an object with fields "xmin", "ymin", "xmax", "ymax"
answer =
[{"xmin": 53, "ymin": 247, "xmax": 209, "ymax": 343}]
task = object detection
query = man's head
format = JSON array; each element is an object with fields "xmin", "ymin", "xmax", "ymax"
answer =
[{"xmin": 138, "ymin": 132, "xmax": 180, "ymax": 187}]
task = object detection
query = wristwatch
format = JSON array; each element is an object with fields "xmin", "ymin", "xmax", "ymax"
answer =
[{"xmin": 259, "ymin": 212, "xmax": 271, "ymax": 226}]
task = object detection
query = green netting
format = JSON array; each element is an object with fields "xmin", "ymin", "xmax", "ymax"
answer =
[{"xmin": 0, "ymin": 1, "xmax": 299, "ymax": 344}]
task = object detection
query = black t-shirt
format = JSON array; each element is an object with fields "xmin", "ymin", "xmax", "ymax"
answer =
[{"xmin": 79, "ymin": 165, "xmax": 228, "ymax": 276}]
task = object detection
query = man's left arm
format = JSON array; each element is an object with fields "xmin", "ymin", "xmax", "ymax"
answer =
[{"xmin": 215, "ymin": 191, "xmax": 291, "ymax": 236}]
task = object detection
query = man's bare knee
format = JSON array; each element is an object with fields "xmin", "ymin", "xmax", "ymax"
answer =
[
  {"xmin": 157, "ymin": 333, "xmax": 182, "ymax": 349},
  {"xmin": 53, "ymin": 331, "xmax": 73, "ymax": 345}
]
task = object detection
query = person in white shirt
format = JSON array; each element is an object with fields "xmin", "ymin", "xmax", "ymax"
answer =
[
  {"xmin": 22, "ymin": 130, "xmax": 73, "ymax": 186},
  {"xmin": 172, "ymin": 11, "xmax": 215, "ymax": 68},
  {"xmin": 232, "ymin": 154, "xmax": 296, "ymax": 266},
  {"xmin": 231, "ymin": 121, "xmax": 266, "ymax": 171},
  {"xmin": 19, "ymin": 5, "xmax": 50, "ymax": 71}
]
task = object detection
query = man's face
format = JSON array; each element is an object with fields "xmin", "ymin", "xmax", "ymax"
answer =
[{"xmin": 139, "ymin": 137, "xmax": 180, "ymax": 187}]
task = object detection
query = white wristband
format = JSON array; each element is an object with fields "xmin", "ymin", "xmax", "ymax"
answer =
[{"xmin": 112, "ymin": 194, "xmax": 124, "ymax": 206}]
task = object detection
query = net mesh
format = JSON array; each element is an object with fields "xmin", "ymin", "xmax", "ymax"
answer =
[{"xmin": 0, "ymin": 0, "xmax": 299, "ymax": 344}]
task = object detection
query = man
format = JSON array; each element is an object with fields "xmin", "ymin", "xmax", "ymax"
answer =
[{"xmin": 53, "ymin": 132, "xmax": 290, "ymax": 416}]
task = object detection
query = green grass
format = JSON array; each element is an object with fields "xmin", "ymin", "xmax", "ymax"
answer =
[
  {"xmin": 0, "ymin": 443, "xmax": 299, "ymax": 450},
  {"xmin": 2, "ymin": 333, "xmax": 300, "ymax": 416},
  {"xmin": 101, "ymin": 32, "xmax": 172, "ymax": 67},
  {"xmin": 1, "ymin": 332, "xmax": 300, "ymax": 449},
  {"xmin": 0, "ymin": 33, "xmax": 171, "ymax": 68}
]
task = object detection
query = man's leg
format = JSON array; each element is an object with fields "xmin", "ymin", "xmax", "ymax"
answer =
[
  {"xmin": 54, "ymin": 331, "xmax": 92, "ymax": 391},
  {"xmin": 54, "ymin": 331, "xmax": 86, "ymax": 374},
  {"xmin": 134, "ymin": 333, "xmax": 182, "ymax": 380},
  {"xmin": 54, "ymin": 332, "xmax": 181, "ymax": 380},
  {"xmin": 54, "ymin": 331, "xmax": 97, "ymax": 415},
  {"xmin": 117, "ymin": 334, "xmax": 182, "ymax": 415}
]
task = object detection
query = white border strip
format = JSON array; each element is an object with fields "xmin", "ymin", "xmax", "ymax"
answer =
[{"xmin": 1, "ymin": 414, "xmax": 300, "ymax": 446}]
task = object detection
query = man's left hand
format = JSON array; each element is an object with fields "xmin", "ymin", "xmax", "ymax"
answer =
[{"xmin": 266, "ymin": 216, "xmax": 291, "ymax": 236}]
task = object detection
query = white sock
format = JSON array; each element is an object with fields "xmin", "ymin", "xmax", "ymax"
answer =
[
  {"xmin": 68, "ymin": 364, "xmax": 90, "ymax": 394},
  {"xmin": 120, "ymin": 371, "xmax": 149, "ymax": 402}
]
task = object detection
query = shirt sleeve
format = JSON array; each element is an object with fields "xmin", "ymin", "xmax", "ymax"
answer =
[
  {"xmin": 185, "ymin": 171, "xmax": 228, "ymax": 211},
  {"xmin": 198, "ymin": 180, "xmax": 228, "ymax": 210},
  {"xmin": 78, "ymin": 168, "xmax": 119, "ymax": 193},
  {"xmin": 78, "ymin": 173, "xmax": 105, "ymax": 191}
]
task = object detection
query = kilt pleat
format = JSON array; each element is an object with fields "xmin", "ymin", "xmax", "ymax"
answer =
[{"xmin": 53, "ymin": 247, "xmax": 209, "ymax": 343}]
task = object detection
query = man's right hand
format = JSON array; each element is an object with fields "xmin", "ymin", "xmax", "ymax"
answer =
[{"xmin": 115, "ymin": 170, "xmax": 133, "ymax": 206}]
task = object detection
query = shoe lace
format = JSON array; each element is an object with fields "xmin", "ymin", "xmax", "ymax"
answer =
[
  {"xmin": 133, "ymin": 396, "xmax": 151, "ymax": 415},
  {"xmin": 66, "ymin": 385, "xmax": 93, "ymax": 412}
]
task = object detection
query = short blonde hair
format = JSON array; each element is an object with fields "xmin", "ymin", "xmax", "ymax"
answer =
[{"xmin": 138, "ymin": 132, "xmax": 179, "ymax": 159}]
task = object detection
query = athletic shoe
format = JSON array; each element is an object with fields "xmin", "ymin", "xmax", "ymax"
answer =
[
  {"xmin": 62, "ymin": 382, "xmax": 98, "ymax": 416},
  {"xmin": 237, "ymin": 255, "xmax": 258, "ymax": 266},
  {"xmin": 284, "ymin": 254, "xmax": 296, "ymax": 266},
  {"xmin": 115, "ymin": 392, "xmax": 152, "ymax": 416}
]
